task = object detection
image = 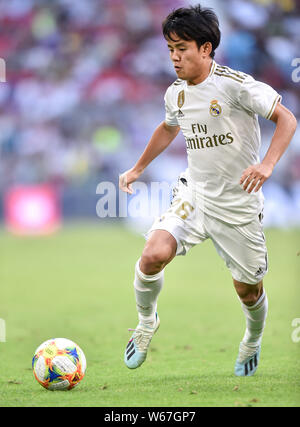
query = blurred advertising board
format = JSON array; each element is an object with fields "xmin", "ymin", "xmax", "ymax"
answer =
[{"xmin": 4, "ymin": 185, "xmax": 61, "ymax": 235}]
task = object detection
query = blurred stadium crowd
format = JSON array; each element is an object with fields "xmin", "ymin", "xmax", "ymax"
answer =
[{"xmin": 0, "ymin": 0, "xmax": 299, "ymax": 227}]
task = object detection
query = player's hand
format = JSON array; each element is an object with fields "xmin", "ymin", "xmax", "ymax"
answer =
[
  {"xmin": 240, "ymin": 163, "xmax": 274, "ymax": 194},
  {"xmin": 119, "ymin": 168, "xmax": 143, "ymax": 194}
]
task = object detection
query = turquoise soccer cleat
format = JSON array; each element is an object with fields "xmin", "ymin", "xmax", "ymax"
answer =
[
  {"xmin": 234, "ymin": 342, "xmax": 261, "ymax": 376},
  {"xmin": 124, "ymin": 313, "xmax": 160, "ymax": 369}
]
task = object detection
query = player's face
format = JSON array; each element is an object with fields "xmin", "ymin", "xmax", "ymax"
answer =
[{"xmin": 167, "ymin": 34, "xmax": 210, "ymax": 84}]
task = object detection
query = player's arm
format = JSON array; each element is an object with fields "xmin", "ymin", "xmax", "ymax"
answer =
[
  {"xmin": 240, "ymin": 103, "xmax": 297, "ymax": 193},
  {"xmin": 119, "ymin": 121, "xmax": 180, "ymax": 194}
]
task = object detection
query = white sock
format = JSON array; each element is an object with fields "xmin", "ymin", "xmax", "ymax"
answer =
[
  {"xmin": 240, "ymin": 290, "xmax": 268, "ymax": 349},
  {"xmin": 134, "ymin": 258, "xmax": 164, "ymax": 327}
]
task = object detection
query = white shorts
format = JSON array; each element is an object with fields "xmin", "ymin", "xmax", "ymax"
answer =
[{"xmin": 146, "ymin": 174, "xmax": 268, "ymax": 285}]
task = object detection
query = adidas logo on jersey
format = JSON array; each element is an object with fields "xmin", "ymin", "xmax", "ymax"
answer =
[{"xmin": 177, "ymin": 109, "xmax": 185, "ymax": 118}]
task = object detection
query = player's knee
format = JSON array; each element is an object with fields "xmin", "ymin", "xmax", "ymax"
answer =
[
  {"xmin": 140, "ymin": 246, "xmax": 173, "ymax": 275},
  {"xmin": 234, "ymin": 280, "xmax": 263, "ymax": 306},
  {"xmin": 238, "ymin": 288, "xmax": 262, "ymax": 306},
  {"xmin": 239, "ymin": 293, "xmax": 259, "ymax": 306}
]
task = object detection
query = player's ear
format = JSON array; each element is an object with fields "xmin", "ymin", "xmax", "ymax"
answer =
[{"xmin": 201, "ymin": 42, "xmax": 212, "ymax": 57}]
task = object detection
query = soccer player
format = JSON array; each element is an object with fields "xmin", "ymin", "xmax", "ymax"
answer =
[{"xmin": 119, "ymin": 5, "xmax": 297, "ymax": 376}]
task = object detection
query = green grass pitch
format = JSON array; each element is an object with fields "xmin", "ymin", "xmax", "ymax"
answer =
[{"xmin": 0, "ymin": 223, "xmax": 299, "ymax": 407}]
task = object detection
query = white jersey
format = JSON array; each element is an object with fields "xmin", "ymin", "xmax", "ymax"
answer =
[{"xmin": 164, "ymin": 61, "xmax": 281, "ymax": 225}]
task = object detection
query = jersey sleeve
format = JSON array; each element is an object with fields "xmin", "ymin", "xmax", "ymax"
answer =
[
  {"xmin": 164, "ymin": 87, "xmax": 179, "ymax": 126},
  {"xmin": 238, "ymin": 76, "xmax": 282, "ymax": 120}
]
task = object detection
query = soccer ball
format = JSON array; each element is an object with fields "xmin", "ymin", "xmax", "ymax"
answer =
[{"xmin": 32, "ymin": 338, "xmax": 87, "ymax": 391}]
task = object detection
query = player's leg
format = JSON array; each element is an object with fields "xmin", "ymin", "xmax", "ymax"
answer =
[
  {"xmin": 125, "ymin": 174, "xmax": 208, "ymax": 369},
  {"xmin": 207, "ymin": 213, "xmax": 268, "ymax": 376},
  {"xmin": 135, "ymin": 229, "xmax": 177, "ymax": 326},
  {"xmin": 233, "ymin": 279, "xmax": 268, "ymax": 376},
  {"xmin": 124, "ymin": 230, "xmax": 177, "ymax": 369}
]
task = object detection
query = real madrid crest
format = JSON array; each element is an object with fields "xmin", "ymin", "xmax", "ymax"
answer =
[{"xmin": 210, "ymin": 99, "xmax": 222, "ymax": 117}]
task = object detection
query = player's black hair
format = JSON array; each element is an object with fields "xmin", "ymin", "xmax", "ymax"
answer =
[{"xmin": 162, "ymin": 4, "xmax": 221, "ymax": 58}]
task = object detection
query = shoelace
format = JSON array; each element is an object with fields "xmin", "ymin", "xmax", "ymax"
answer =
[
  {"xmin": 128, "ymin": 326, "xmax": 153, "ymax": 353},
  {"xmin": 238, "ymin": 342, "xmax": 259, "ymax": 363}
]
